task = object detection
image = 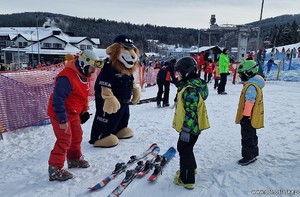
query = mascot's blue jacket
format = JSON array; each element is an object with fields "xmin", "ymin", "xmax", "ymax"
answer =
[{"xmin": 95, "ymin": 59, "xmax": 134, "ymax": 103}]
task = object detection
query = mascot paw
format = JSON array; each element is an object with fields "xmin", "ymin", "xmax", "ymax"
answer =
[
  {"xmin": 103, "ymin": 96, "xmax": 120, "ymax": 114},
  {"xmin": 116, "ymin": 127, "xmax": 134, "ymax": 139},
  {"xmin": 93, "ymin": 134, "xmax": 119, "ymax": 148},
  {"xmin": 102, "ymin": 87, "xmax": 120, "ymax": 114},
  {"xmin": 131, "ymin": 86, "xmax": 141, "ymax": 104}
]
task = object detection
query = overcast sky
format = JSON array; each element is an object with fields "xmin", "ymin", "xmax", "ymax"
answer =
[{"xmin": 1, "ymin": 0, "xmax": 299, "ymax": 29}]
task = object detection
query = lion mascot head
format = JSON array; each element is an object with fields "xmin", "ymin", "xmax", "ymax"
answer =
[{"xmin": 106, "ymin": 35, "xmax": 140, "ymax": 75}]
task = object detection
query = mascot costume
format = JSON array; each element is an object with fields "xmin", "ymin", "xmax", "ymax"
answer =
[{"xmin": 89, "ymin": 35, "xmax": 141, "ymax": 148}]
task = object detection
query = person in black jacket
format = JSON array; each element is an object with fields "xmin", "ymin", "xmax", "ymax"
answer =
[{"xmin": 156, "ymin": 61, "xmax": 176, "ymax": 107}]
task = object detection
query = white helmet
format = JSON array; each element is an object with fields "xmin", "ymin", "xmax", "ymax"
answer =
[{"xmin": 78, "ymin": 50, "xmax": 103, "ymax": 76}]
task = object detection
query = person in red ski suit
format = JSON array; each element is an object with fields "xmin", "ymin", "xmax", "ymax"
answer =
[
  {"xmin": 204, "ymin": 58, "xmax": 215, "ymax": 83},
  {"xmin": 47, "ymin": 50, "xmax": 103, "ymax": 181}
]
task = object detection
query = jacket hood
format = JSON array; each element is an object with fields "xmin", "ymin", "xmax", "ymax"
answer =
[
  {"xmin": 247, "ymin": 75, "xmax": 265, "ymax": 89},
  {"xmin": 177, "ymin": 77, "xmax": 208, "ymax": 100},
  {"xmin": 65, "ymin": 58, "xmax": 87, "ymax": 78}
]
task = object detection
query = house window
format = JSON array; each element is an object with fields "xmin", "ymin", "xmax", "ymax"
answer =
[
  {"xmin": 53, "ymin": 43, "xmax": 63, "ymax": 49},
  {"xmin": 87, "ymin": 45, "xmax": 92, "ymax": 50},
  {"xmin": 79, "ymin": 45, "xmax": 86, "ymax": 50},
  {"xmin": 23, "ymin": 42, "xmax": 28, "ymax": 47},
  {"xmin": 43, "ymin": 43, "xmax": 52, "ymax": 48}
]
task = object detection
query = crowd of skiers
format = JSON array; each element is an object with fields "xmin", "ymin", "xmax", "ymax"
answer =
[{"xmin": 153, "ymin": 48, "xmax": 233, "ymax": 108}]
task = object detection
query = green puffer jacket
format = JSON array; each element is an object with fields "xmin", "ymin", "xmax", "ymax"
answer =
[
  {"xmin": 219, "ymin": 53, "xmax": 230, "ymax": 74},
  {"xmin": 174, "ymin": 77, "xmax": 209, "ymax": 134}
]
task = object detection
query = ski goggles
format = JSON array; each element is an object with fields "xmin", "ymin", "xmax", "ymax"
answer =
[{"xmin": 80, "ymin": 51, "xmax": 104, "ymax": 68}]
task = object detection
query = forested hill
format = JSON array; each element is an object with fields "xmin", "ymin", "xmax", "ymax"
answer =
[
  {"xmin": 0, "ymin": 12, "xmax": 299, "ymax": 51},
  {"xmin": 0, "ymin": 12, "xmax": 199, "ymax": 51}
]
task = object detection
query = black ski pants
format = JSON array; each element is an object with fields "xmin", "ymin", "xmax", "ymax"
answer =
[
  {"xmin": 240, "ymin": 117, "xmax": 259, "ymax": 159},
  {"xmin": 218, "ymin": 73, "xmax": 228, "ymax": 93},
  {"xmin": 177, "ymin": 134, "xmax": 199, "ymax": 184},
  {"xmin": 156, "ymin": 79, "xmax": 170, "ymax": 105}
]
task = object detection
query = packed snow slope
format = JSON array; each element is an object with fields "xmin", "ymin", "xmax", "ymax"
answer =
[{"xmin": 0, "ymin": 80, "xmax": 300, "ymax": 197}]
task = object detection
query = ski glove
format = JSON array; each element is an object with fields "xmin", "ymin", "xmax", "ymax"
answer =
[
  {"xmin": 180, "ymin": 128, "xmax": 191, "ymax": 143},
  {"xmin": 80, "ymin": 112, "xmax": 90, "ymax": 124}
]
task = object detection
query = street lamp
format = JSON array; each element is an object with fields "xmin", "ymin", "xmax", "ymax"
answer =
[{"xmin": 11, "ymin": 28, "xmax": 20, "ymax": 69}]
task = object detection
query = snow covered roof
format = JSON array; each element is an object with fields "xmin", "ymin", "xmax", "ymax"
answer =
[
  {"xmin": 144, "ymin": 52, "xmax": 160, "ymax": 57},
  {"xmin": 1, "ymin": 42, "xmax": 81, "ymax": 55},
  {"xmin": 0, "ymin": 27, "xmax": 103, "ymax": 57},
  {"xmin": 91, "ymin": 38, "xmax": 100, "ymax": 45},
  {"xmin": 189, "ymin": 46, "xmax": 221, "ymax": 53}
]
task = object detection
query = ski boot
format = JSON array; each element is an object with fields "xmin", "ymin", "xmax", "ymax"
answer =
[
  {"xmin": 237, "ymin": 157, "xmax": 257, "ymax": 166},
  {"xmin": 48, "ymin": 166, "xmax": 73, "ymax": 181},
  {"xmin": 67, "ymin": 156, "xmax": 90, "ymax": 168}
]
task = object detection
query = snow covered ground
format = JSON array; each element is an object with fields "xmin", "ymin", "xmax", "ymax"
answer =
[{"xmin": 1, "ymin": 79, "xmax": 300, "ymax": 197}]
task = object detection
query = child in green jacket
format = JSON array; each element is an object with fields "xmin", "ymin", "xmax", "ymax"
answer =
[{"xmin": 172, "ymin": 56, "xmax": 210, "ymax": 189}]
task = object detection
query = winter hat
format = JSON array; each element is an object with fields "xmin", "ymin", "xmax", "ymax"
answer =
[
  {"xmin": 65, "ymin": 53, "xmax": 74, "ymax": 61},
  {"xmin": 113, "ymin": 35, "xmax": 136, "ymax": 49}
]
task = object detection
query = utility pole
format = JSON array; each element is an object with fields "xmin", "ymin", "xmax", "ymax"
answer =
[
  {"xmin": 256, "ymin": 0, "xmax": 265, "ymax": 52},
  {"xmin": 31, "ymin": 31, "xmax": 34, "ymax": 65},
  {"xmin": 256, "ymin": 0, "xmax": 265, "ymax": 78},
  {"xmin": 11, "ymin": 28, "xmax": 20, "ymax": 69},
  {"xmin": 198, "ymin": 29, "xmax": 200, "ymax": 53},
  {"xmin": 36, "ymin": 15, "xmax": 40, "ymax": 66}
]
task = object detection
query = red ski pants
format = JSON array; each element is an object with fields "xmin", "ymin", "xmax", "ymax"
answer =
[{"xmin": 48, "ymin": 117, "xmax": 83, "ymax": 168}]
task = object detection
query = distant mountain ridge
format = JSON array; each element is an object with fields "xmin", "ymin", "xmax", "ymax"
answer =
[{"xmin": 0, "ymin": 12, "xmax": 299, "ymax": 52}]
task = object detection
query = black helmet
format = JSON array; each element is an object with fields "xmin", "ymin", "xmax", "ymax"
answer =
[{"xmin": 174, "ymin": 56, "xmax": 197, "ymax": 78}]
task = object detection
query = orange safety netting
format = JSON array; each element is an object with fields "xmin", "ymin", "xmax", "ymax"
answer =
[{"xmin": 0, "ymin": 63, "xmax": 158, "ymax": 133}]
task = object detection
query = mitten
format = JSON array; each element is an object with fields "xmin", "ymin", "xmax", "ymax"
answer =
[
  {"xmin": 102, "ymin": 87, "xmax": 120, "ymax": 114},
  {"xmin": 131, "ymin": 81, "xmax": 141, "ymax": 104},
  {"xmin": 80, "ymin": 111, "xmax": 90, "ymax": 124}
]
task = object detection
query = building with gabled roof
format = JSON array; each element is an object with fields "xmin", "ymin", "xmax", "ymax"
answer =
[{"xmin": 0, "ymin": 26, "xmax": 105, "ymax": 70}]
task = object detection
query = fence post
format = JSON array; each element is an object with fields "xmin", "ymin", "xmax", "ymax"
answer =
[
  {"xmin": 231, "ymin": 62, "xmax": 239, "ymax": 84},
  {"xmin": 276, "ymin": 61, "xmax": 282, "ymax": 80}
]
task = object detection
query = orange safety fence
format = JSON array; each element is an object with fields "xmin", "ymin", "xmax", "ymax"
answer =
[{"xmin": 0, "ymin": 63, "xmax": 158, "ymax": 133}]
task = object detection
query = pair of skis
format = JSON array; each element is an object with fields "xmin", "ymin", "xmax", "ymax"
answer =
[
  {"xmin": 88, "ymin": 144, "xmax": 176, "ymax": 197},
  {"xmin": 108, "ymin": 146, "xmax": 161, "ymax": 197},
  {"xmin": 88, "ymin": 143, "xmax": 158, "ymax": 191}
]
